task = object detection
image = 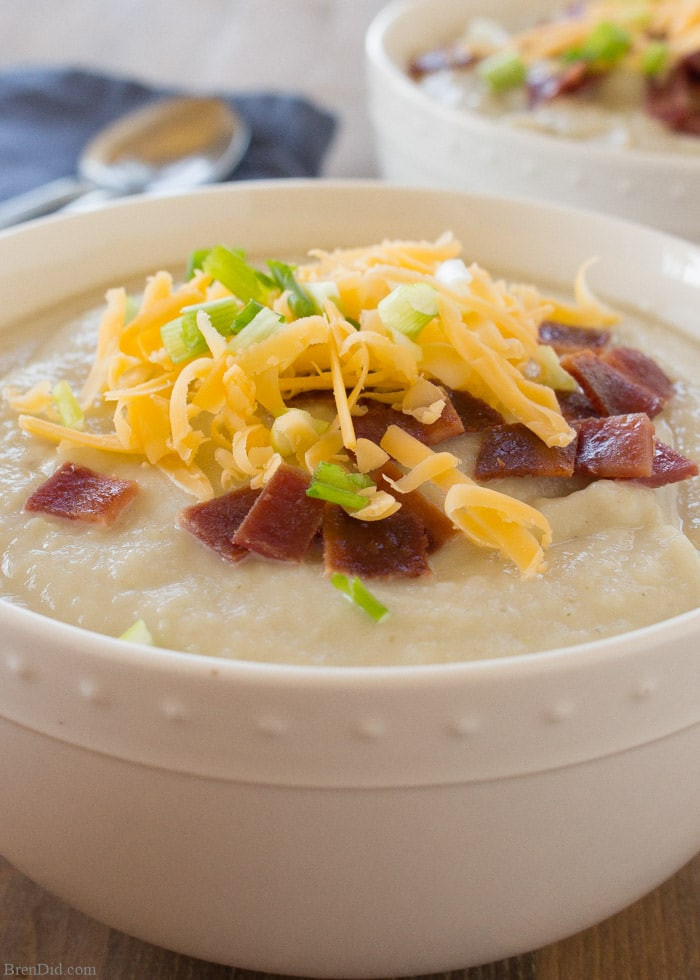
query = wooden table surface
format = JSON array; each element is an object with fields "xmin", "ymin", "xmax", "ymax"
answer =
[
  {"xmin": 1, "ymin": 852, "xmax": 698, "ymax": 978},
  {"xmin": 1, "ymin": 3, "xmax": 699, "ymax": 977}
]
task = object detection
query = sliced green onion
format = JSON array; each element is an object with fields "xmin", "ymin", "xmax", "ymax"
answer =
[
  {"xmin": 180, "ymin": 297, "xmax": 241, "ymax": 344},
  {"xmin": 228, "ymin": 306, "xmax": 284, "ymax": 352},
  {"xmin": 531, "ymin": 345, "xmax": 578, "ymax": 392},
  {"xmin": 119, "ymin": 618, "xmax": 154, "ymax": 645},
  {"xmin": 641, "ymin": 40, "xmax": 669, "ymax": 77},
  {"xmin": 161, "ymin": 299, "xmax": 274, "ymax": 362},
  {"xmin": 270, "ymin": 408, "xmax": 328, "ymax": 456},
  {"xmin": 203, "ymin": 246, "xmax": 275, "ymax": 304},
  {"xmin": 186, "ymin": 247, "xmax": 211, "ymax": 279},
  {"xmin": 229, "ymin": 299, "xmax": 266, "ymax": 333},
  {"xmin": 435, "ymin": 258, "xmax": 472, "ymax": 287},
  {"xmin": 306, "ymin": 461, "xmax": 375, "ymax": 509},
  {"xmin": 304, "ymin": 280, "xmax": 341, "ymax": 311},
  {"xmin": 330, "ymin": 573, "xmax": 389, "ymax": 623},
  {"xmin": 478, "ymin": 50, "xmax": 527, "ymax": 92},
  {"xmin": 310, "ymin": 461, "xmax": 374, "ymax": 491},
  {"xmin": 161, "ymin": 316, "xmax": 206, "ymax": 363},
  {"xmin": 308, "ymin": 484, "xmax": 370, "ymax": 509},
  {"xmin": 52, "ymin": 380, "xmax": 84, "ymax": 430},
  {"xmin": 267, "ymin": 260, "xmax": 317, "ymax": 318},
  {"xmin": 578, "ymin": 21, "xmax": 631, "ymax": 67},
  {"xmin": 378, "ymin": 282, "xmax": 439, "ymax": 339}
]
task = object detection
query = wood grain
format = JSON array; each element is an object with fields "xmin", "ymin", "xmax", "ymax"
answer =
[{"xmin": 1, "ymin": 853, "xmax": 698, "ymax": 979}]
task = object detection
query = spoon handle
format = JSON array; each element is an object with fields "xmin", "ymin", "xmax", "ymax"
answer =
[{"xmin": 0, "ymin": 177, "xmax": 94, "ymax": 230}]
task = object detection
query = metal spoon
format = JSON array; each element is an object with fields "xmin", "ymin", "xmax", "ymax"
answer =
[{"xmin": 0, "ymin": 96, "xmax": 251, "ymax": 229}]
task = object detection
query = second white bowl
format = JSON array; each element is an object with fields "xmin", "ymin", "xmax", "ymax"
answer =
[{"xmin": 366, "ymin": 0, "xmax": 700, "ymax": 242}]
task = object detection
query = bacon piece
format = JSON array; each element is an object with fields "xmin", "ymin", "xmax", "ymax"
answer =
[
  {"xmin": 446, "ymin": 388, "xmax": 504, "ymax": 431},
  {"xmin": 289, "ymin": 391, "xmax": 465, "ymax": 446},
  {"xmin": 538, "ymin": 320, "xmax": 610, "ymax": 354},
  {"xmin": 556, "ymin": 387, "xmax": 601, "ymax": 422},
  {"xmin": 600, "ymin": 346, "xmax": 674, "ymax": 403},
  {"xmin": 286, "ymin": 391, "xmax": 334, "ymax": 410},
  {"xmin": 25, "ymin": 461, "xmax": 138, "ymax": 526},
  {"xmin": 574, "ymin": 414, "xmax": 655, "ymax": 479},
  {"xmin": 408, "ymin": 44, "xmax": 476, "ymax": 80},
  {"xmin": 180, "ymin": 486, "xmax": 260, "ymax": 563},
  {"xmin": 376, "ymin": 461, "xmax": 458, "ymax": 553},
  {"xmin": 475, "ymin": 423, "xmax": 578, "ymax": 480},
  {"xmin": 353, "ymin": 396, "xmax": 464, "ymax": 447},
  {"xmin": 233, "ymin": 464, "xmax": 324, "ymax": 562},
  {"xmin": 561, "ymin": 350, "xmax": 665, "ymax": 418},
  {"xmin": 646, "ymin": 51, "xmax": 700, "ymax": 136},
  {"xmin": 323, "ymin": 506, "xmax": 430, "ymax": 578},
  {"xmin": 630, "ymin": 441, "xmax": 699, "ymax": 488},
  {"xmin": 528, "ymin": 60, "xmax": 591, "ymax": 105}
]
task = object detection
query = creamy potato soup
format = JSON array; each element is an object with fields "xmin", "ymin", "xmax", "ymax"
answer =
[
  {"xmin": 410, "ymin": 1, "xmax": 700, "ymax": 154},
  {"xmin": 0, "ymin": 236, "xmax": 698, "ymax": 666}
]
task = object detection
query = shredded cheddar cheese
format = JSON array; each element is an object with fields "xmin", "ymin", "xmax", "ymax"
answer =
[
  {"xmin": 380, "ymin": 425, "xmax": 552, "ymax": 577},
  {"xmin": 6, "ymin": 234, "xmax": 619, "ymax": 575}
]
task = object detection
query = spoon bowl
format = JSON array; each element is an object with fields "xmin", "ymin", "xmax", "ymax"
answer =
[
  {"xmin": 0, "ymin": 96, "xmax": 250, "ymax": 228},
  {"xmin": 80, "ymin": 97, "xmax": 250, "ymax": 193}
]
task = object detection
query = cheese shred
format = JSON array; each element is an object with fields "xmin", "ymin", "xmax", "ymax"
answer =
[{"xmin": 380, "ymin": 425, "xmax": 552, "ymax": 577}]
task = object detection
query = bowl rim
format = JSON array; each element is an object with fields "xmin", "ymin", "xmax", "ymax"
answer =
[
  {"xmin": 0, "ymin": 180, "xmax": 697, "ymax": 686},
  {"xmin": 365, "ymin": 0, "xmax": 700, "ymax": 173},
  {"xmin": 0, "ymin": 178, "xmax": 696, "ymax": 691},
  {"xmin": 3, "ymin": 588, "xmax": 698, "ymax": 783}
]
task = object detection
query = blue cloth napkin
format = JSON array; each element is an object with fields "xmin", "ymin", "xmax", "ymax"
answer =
[{"xmin": 0, "ymin": 67, "xmax": 337, "ymax": 201}]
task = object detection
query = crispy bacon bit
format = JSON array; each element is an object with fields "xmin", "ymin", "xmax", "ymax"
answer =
[
  {"xmin": 353, "ymin": 396, "xmax": 465, "ymax": 447},
  {"xmin": 475, "ymin": 423, "xmax": 578, "ymax": 480},
  {"xmin": 376, "ymin": 461, "xmax": 458, "ymax": 553},
  {"xmin": 600, "ymin": 346, "xmax": 674, "ymax": 403},
  {"xmin": 574, "ymin": 414, "xmax": 655, "ymax": 479},
  {"xmin": 556, "ymin": 387, "xmax": 601, "ymax": 422},
  {"xmin": 561, "ymin": 349, "xmax": 665, "ymax": 418},
  {"xmin": 646, "ymin": 51, "xmax": 700, "ymax": 136},
  {"xmin": 408, "ymin": 44, "xmax": 476, "ymax": 80},
  {"xmin": 323, "ymin": 506, "xmax": 430, "ymax": 578},
  {"xmin": 630, "ymin": 440, "xmax": 699, "ymax": 488},
  {"xmin": 25, "ymin": 461, "xmax": 138, "ymax": 526},
  {"xmin": 446, "ymin": 388, "xmax": 505, "ymax": 430},
  {"xmin": 180, "ymin": 486, "xmax": 260, "ymax": 563},
  {"xmin": 528, "ymin": 60, "xmax": 592, "ymax": 105},
  {"xmin": 538, "ymin": 320, "xmax": 610, "ymax": 354},
  {"xmin": 233, "ymin": 464, "xmax": 324, "ymax": 562}
]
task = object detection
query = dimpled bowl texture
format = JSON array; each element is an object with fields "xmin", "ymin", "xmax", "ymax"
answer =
[
  {"xmin": 0, "ymin": 182, "xmax": 698, "ymax": 978},
  {"xmin": 366, "ymin": 0, "xmax": 700, "ymax": 243}
]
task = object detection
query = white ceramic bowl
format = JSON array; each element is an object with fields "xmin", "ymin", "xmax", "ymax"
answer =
[
  {"xmin": 366, "ymin": 0, "xmax": 700, "ymax": 243},
  {"xmin": 0, "ymin": 181, "xmax": 698, "ymax": 977}
]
